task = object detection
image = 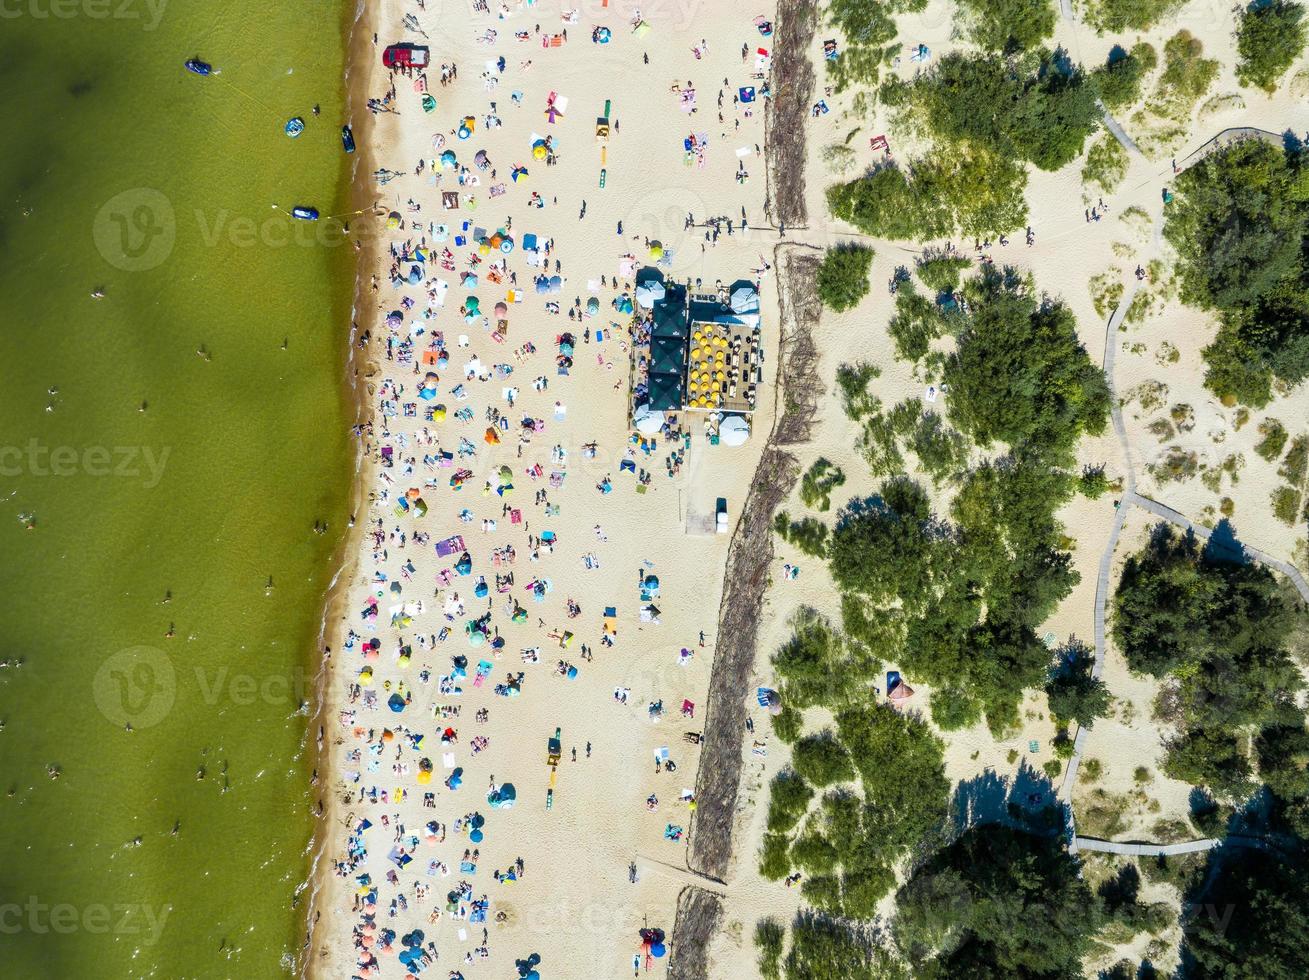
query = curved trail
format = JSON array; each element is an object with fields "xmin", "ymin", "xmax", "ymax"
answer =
[{"xmin": 1061, "ymin": 197, "xmax": 1308, "ymax": 850}]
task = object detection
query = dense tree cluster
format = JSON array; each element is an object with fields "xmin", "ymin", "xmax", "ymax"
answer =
[
  {"xmin": 829, "ymin": 48, "xmax": 1102, "ymax": 239},
  {"xmin": 888, "ymin": 51, "xmax": 1101, "ymax": 173},
  {"xmin": 761, "ymin": 610, "xmax": 950, "ymax": 917},
  {"xmin": 1236, "ymin": 0, "xmax": 1307, "ymax": 93},
  {"xmin": 827, "ymin": 147, "xmax": 1028, "ymax": 241},
  {"xmin": 893, "ymin": 825, "xmax": 1099, "ymax": 976},
  {"xmin": 944, "ymin": 268, "xmax": 1110, "ymax": 456},
  {"xmin": 957, "ymin": 0, "xmax": 1055, "ymax": 54},
  {"xmin": 1045, "ymin": 640, "xmax": 1111, "ymax": 729},
  {"xmin": 1163, "ymin": 138, "xmax": 1309, "ymax": 405},
  {"xmin": 1181, "ymin": 846, "xmax": 1309, "ymax": 978},
  {"xmin": 1112, "ymin": 523, "xmax": 1306, "ymax": 801},
  {"xmin": 825, "ymin": 268, "xmax": 1106, "ymax": 733}
]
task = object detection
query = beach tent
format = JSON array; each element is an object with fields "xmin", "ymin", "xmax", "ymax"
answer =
[
  {"xmin": 652, "ymin": 303, "xmax": 689, "ymax": 341},
  {"xmin": 635, "ymin": 280, "xmax": 666, "ymax": 308},
  {"xmin": 633, "ymin": 406, "xmax": 664, "ymax": 434},
  {"xmin": 888, "ymin": 679, "xmax": 915, "ymax": 705},
  {"xmin": 649, "ymin": 336, "xmax": 686, "ymax": 375},
  {"xmin": 730, "ymin": 282, "xmax": 760, "ymax": 314},
  {"xmin": 719, "ymin": 415, "xmax": 750, "ymax": 446},
  {"xmin": 647, "ymin": 373, "xmax": 685, "ymax": 411}
]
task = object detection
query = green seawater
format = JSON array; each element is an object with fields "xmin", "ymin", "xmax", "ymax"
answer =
[{"xmin": 0, "ymin": 2, "xmax": 354, "ymax": 975}]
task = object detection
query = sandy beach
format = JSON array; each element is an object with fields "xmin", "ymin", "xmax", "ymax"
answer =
[{"xmin": 306, "ymin": 2, "xmax": 786, "ymax": 977}]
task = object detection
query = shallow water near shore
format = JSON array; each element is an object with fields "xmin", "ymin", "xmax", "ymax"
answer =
[{"xmin": 0, "ymin": 2, "xmax": 353, "ymax": 975}]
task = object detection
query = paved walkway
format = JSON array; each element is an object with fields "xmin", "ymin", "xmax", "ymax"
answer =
[
  {"xmin": 1100, "ymin": 103, "xmax": 1143, "ymax": 158},
  {"xmin": 1058, "ymin": 193, "xmax": 1308, "ymax": 838}
]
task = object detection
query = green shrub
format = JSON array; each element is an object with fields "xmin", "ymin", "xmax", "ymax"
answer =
[
  {"xmin": 1272, "ymin": 485, "xmax": 1303, "ymax": 525},
  {"xmin": 1278, "ymin": 435, "xmax": 1309, "ymax": 485},
  {"xmin": 1256, "ymin": 419, "xmax": 1289, "ymax": 460},
  {"xmin": 1080, "ymin": 464, "xmax": 1111, "ymax": 499},
  {"xmin": 754, "ymin": 918, "xmax": 785, "ymax": 980},
  {"xmin": 816, "ymin": 244, "xmax": 875, "ymax": 312},
  {"xmin": 1082, "ymin": 134, "xmax": 1129, "ymax": 197},
  {"xmin": 1096, "ymin": 42, "xmax": 1157, "ymax": 109},
  {"xmin": 835, "ymin": 361, "xmax": 880, "ymax": 420},
  {"xmin": 958, "ymin": 0, "xmax": 1055, "ymax": 53},
  {"xmin": 800, "ymin": 458, "xmax": 846, "ymax": 512},
  {"xmin": 767, "ymin": 768, "xmax": 816, "ymax": 833},
  {"xmin": 916, "ymin": 252, "xmax": 972, "ymax": 293},
  {"xmin": 772, "ymin": 703, "xmax": 803, "ymax": 744},
  {"xmin": 759, "ymin": 832, "xmax": 792, "ymax": 880},
  {"xmin": 1083, "ymin": 0, "xmax": 1183, "ymax": 32},
  {"xmin": 791, "ymin": 730, "xmax": 856, "ymax": 786}
]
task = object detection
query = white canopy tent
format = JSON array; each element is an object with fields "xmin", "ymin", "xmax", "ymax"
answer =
[{"xmin": 719, "ymin": 414, "xmax": 750, "ymax": 446}]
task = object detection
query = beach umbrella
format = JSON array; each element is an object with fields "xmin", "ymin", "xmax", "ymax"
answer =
[
  {"xmin": 388, "ymin": 693, "xmax": 405, "ymax": 712},
  {"xmin": 465, "ymin": 296, "xmax": 481, "ymax": 315},
  {"xmin": 440, "ymin": 150, "xmax": 458, "ymax": 168},
  {"xmin": 470, "ymin": 828, "xmax": 484, "ymax": 843},
  {"xmin": 386, "ymin": 311, "xmax": 404, "ymax": 327},
  {"xmin": 431, "ymin": 133, "xmax": 446, "ymax": 150},
  {"xmin": 494, "ymin": 301, "xmax": 509, "ymax": 317},
  {"xmin": 512, "ymin": 165, "xmax": 529, "ymax": 182},
  {"xmin": 474, "ymin": 149, "xmax": 490, "ymax": 169},
  {"xmin": 387, "ymin": 212, "xmax": 402, "ymax": 229},
  {"xmin": 432, "ymin": 404, "xmax": 447, "ymax": 421},
  {"xmin": 532, "ymin": 143, "xmax": 547, "ymax": 160}
]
